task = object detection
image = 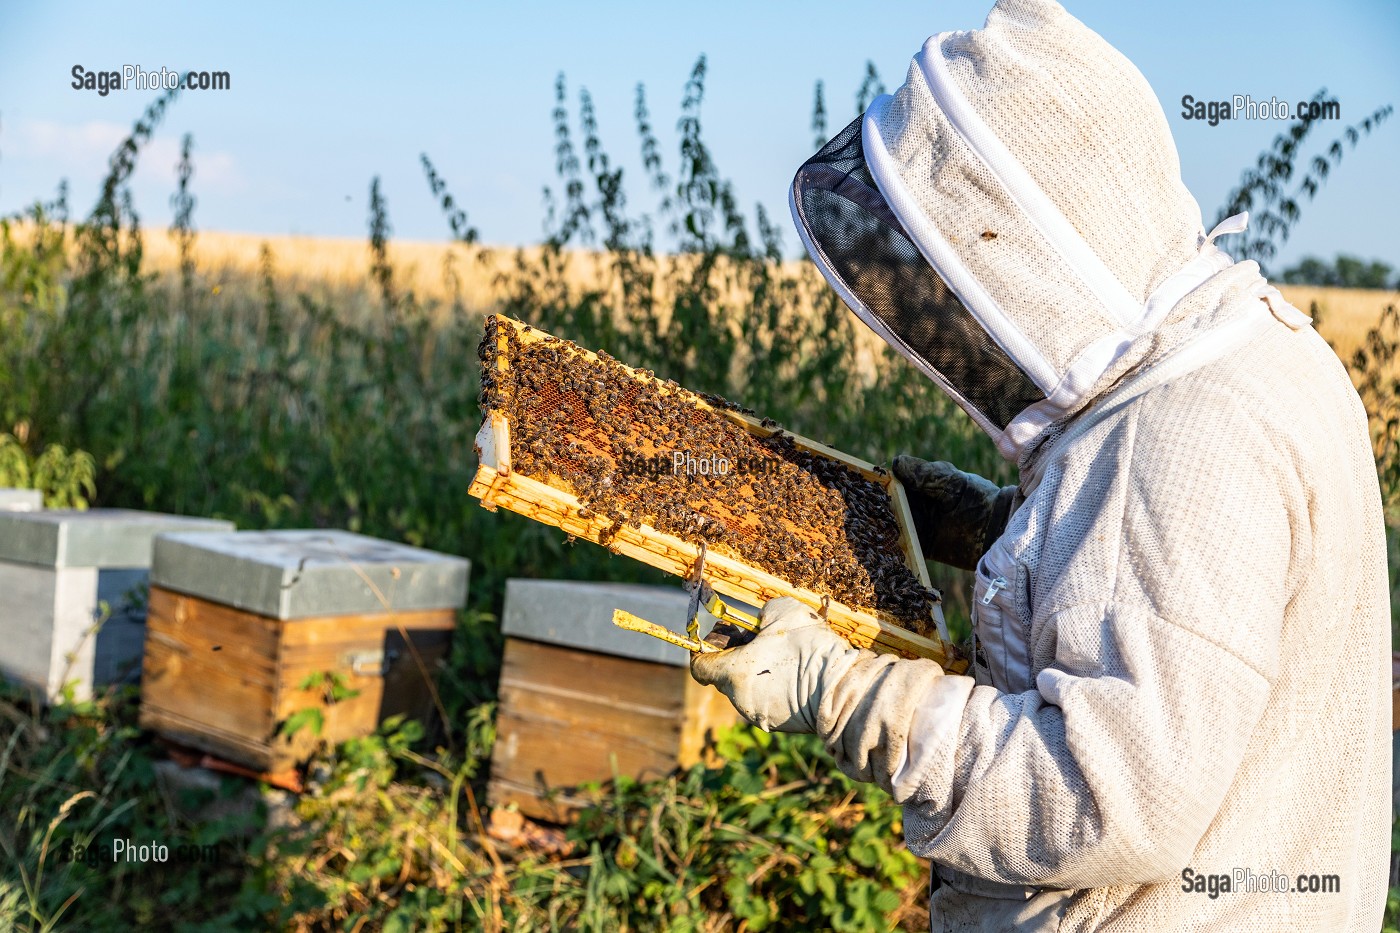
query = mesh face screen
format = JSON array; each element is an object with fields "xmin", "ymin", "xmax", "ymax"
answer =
[{"xmin": 792, "ymin": 117, "xmax": 1044, "ymax": 431}]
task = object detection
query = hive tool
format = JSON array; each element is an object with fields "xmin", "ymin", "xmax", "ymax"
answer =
[{"xmin": 611, "ymin": 542, "xmax": 760, "ymax": 654}]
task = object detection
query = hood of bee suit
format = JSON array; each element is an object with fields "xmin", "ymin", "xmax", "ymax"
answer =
[{"xmin": 789, "ymin": 0, "xmax": 1308, "ymax": 463}]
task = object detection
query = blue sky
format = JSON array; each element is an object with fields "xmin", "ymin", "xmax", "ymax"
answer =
[{"xmin": 1, "ymin": 0, "xmax": 1397, "ymax": 272}]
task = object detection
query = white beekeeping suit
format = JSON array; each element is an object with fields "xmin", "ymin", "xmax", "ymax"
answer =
[{"xmin": 692, "ymin": 0, "xmax": 1392, "ymax": 929}]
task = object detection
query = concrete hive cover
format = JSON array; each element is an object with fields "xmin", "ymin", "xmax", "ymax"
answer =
[
  {"xmin": 0, "ymin": 509, "xmax": 234, "ymax": 569},
  {"xmin": 150, "ymin": 529, "xmax": 470, "ymax": 620}
]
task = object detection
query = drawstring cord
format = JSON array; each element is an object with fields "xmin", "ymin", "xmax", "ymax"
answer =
[
  {"xmin": 1202, "ymin": 211, "xmax": 1314, "ymax": 331},
  {"xmin": 1203, "ymin": 211, "xmax": 1251, "ymax": 247}
]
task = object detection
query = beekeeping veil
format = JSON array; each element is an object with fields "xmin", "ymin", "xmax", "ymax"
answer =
[{"xmin": 790, "ymin": 0, "xmax": 1295, "ymax": 461}]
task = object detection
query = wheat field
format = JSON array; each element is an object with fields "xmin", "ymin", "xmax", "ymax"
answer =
[{"xmin": 138, "ymin": 230, "xmax": 1397, "ymax": 365}]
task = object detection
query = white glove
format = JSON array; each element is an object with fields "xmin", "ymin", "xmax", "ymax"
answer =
[
  {"xmin": 691, "ymin": 595, "xmax": 961, "ymax": 801},
  {"xmin": 689, "ymin": 596, "xmax": 863, "ymax": 733}
]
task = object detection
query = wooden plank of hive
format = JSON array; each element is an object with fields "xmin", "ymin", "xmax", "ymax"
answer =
[
  {"xmin": 276, "ymin": 607, "xmax": 454, "ymax": 749},
  {"xmin": 469, "ymin": 315, "xmax": 967, "ymax": 672},
  {"xmin": 141, "ymin": 586, "xmax": 456, "ymax": 771},
  {"xmin": 488, "ymin": 637, "xmax": 733, "ymax": 822},
  {"xmin": 141, "ymin": 587, "xmax": 282, "ymax": 768}
]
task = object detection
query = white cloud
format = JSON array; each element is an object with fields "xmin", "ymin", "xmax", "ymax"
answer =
[{"xmin": 6, "ymin": 119, "xmax": 241, "ymax": 190}]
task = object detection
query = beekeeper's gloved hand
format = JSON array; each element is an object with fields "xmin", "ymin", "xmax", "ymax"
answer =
[
  {"xmin": 690, "ymin": 597, "xmax": 861, "ymax": 733},
  {"xmin": 893, "ymin": 454, "xmax": 1018, "ymax": 571},
  {"xmin": 692, "ymin": 596, "xmax": 953, "ymax": 798}
]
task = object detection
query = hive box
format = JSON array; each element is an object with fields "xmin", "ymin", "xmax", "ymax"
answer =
[
  {"xmin": 0, "ymin": 509, "xmax": 233, "ymax": 702},
  {"xmin": 140, "ymin": 530, "xmax": 470, "ymax": 771},
  {"xmin": 0, "ymin": 489, "xmax": 42, "ymax": 512},
  {"xmin": 488, "ymin": 579, "xmax": 742, "ymax": 823}
]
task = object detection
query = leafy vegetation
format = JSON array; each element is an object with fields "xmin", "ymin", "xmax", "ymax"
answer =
[
  {"xmin": 0, "ymin": 432, "xmax": 96, "ymax": 508},
  {"xmin": 1213, "ymin": 90, "xmax": 1391, "ymax": 275},
  {"xmin": 0, "ymin": 679, "xmax": 928, "ymax": 932},
  {"xmin": 1283, "ymin": 254, "xmax": 1398, "ymax": 290},
  {"xmin": 0, "ymin": 64, "xmax": 1394, "ymax": 931}
]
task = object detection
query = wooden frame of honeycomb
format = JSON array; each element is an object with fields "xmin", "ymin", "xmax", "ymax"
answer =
[{"xmin": 470, "ymin": 314, "xmax": 967, "ymax": 671}]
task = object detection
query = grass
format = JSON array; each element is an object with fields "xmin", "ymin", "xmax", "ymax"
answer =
[{"xmin": 0, "ymin": 681, "xmax": 929, "ymax": 932}]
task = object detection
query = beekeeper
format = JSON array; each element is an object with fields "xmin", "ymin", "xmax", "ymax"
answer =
[{"xmin": 691, "ymin": 0, "xmax": 1391, "ymax": 928}]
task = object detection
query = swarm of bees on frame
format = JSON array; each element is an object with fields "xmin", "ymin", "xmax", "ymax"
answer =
[{"xmin": 478, "ymin": 316, "xmax": 940, "ymax": 633}]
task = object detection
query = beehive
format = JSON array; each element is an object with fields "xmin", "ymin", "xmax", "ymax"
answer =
[
  {"xmin": 489, "ymin": 579, "xmax": 742, "ymax": 823},
  {"xmin": 0, "ymin": 488, "xmax": 42, "ymax": 512},
  {"xmin": 0, "ymin": 508, "xmax": 233, "ymax": 702},
  {"xmin": 470, "ymin": 314, "xmax": 965, "ymax": 671},
  {"xmin": 140, "ymin": 530, "xmax": 469, "ymax": 772}
]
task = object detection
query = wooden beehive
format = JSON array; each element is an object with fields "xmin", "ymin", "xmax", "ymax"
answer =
[
  {"xmin": 488, "ymin": 579, "xmax": 741, "ymax": 823},
  {"xmin": 470, "ymin": 314, "xmax": 966, "ymax": 672},
  {"xmin": 139, "ymin": 530, "xmax": 469, "ymax": 772}
]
